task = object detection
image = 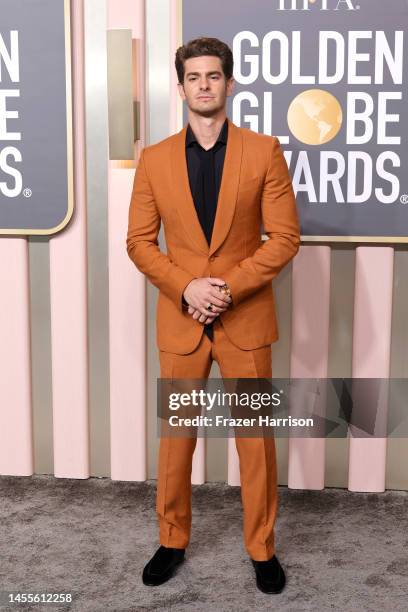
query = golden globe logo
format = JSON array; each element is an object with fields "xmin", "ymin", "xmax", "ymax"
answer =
[
  {"xmin": 287, "ymin": 90, "xmax": 343, "ymax": 145},
  {"xmin": 278, "ymin": 0, "xmax": 358, "ymax": 10}
]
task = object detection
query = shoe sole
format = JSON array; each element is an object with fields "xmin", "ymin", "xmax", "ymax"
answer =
[
  {"xmin": 142, "ymin": 557, "xmax": 185, "ymax": 586},
  {"xmin": 255, "ymin": 573, "xmax": 286, "ymax": 594}
]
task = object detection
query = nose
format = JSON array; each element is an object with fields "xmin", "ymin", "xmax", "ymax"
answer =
[{"xmin": 199, "ymin": 77, "xmax": 210, "ymax": 90}]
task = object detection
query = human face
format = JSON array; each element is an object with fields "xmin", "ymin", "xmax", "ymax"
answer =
[{"xmin": 177, "ymin": 55, "xmax": 234, "ymax": 118}]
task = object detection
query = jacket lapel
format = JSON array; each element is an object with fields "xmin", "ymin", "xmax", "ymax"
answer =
[
  {"xmin": 170, "ymin": 118, "xmax": 243, "ymax": 256},
  {"xmin": 209, "ymin": 119, "xmax": 243, "ymax": 256},
  {"xmin": 171, "ymin": 125, "xmax": 209, "ymax": 254}
]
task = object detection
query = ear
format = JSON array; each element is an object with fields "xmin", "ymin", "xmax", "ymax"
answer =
[
  {"xmin": 226, "ymin": 76, "xmax": 235, "ymax": 97},
  {"xmin": 177, "ymin": 82, "xmax": 186, "ymax": 100}
]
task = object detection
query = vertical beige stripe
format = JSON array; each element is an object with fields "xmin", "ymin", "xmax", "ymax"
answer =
[
  {"xmin": 30, "ymin": 238, "xmax": 54, "ymax": 474},
  {"xmin": 326, "ymin": 247, "xmax": 355, "ymax": 488},
  {"xmin": 84, "ymin": 0, "xmax": 111, "ymax": 476}
]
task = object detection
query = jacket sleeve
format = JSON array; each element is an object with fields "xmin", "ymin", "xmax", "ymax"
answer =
[
  {"xmin": 126, "ymin": 148, "xmax": 195, "ymax": 311},
  {"xmin": 222, "ymin": 137, "xmax": 300, "ymax": 306}
]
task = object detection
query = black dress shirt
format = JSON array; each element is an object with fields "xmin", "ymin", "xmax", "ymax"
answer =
[{"xmin": 184, "ymin": 118, "xmax": 228, "ymax": 342}]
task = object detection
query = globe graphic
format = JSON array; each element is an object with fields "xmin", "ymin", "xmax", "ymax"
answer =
[{"xmin": 287, "ymin": 89, "xmax": 343, "ymax": 146}]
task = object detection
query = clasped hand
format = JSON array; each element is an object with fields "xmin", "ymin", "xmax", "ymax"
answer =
[{"xmin": 183, "ymin": 277, "xmax": 232, "ymax": 324}]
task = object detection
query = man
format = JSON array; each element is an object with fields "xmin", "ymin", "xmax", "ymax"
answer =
[{"xmin": 126, "ymin": 37, "xmax": 300, "ymax": 594}]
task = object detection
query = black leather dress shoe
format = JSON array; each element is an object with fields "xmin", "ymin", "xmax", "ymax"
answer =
[
  {"xmin": 251, "ymin": 554, "xmax": 286, "ymax": 594},
  {"xmin": 142, "ymin": 545, "xmax": 185, "ymax": 586}
]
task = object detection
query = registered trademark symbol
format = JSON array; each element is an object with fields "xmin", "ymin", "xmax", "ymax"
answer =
[
  {"xmin": 400, "ymin": 194, "xmax": 408, "ymax": 204},
  {"xmin": 23, "ymin": 188, "xmax": 32, "ymax": 198}
]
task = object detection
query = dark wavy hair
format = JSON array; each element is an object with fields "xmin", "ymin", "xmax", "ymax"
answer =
[{"xmin": 175, "ymin": 37, "xmax": 233, "ymax": 84}]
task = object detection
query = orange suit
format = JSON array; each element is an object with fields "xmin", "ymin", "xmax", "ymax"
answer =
[{"xmin": 127, "ymin": 118, "xmax": 300, "ymax": 561}]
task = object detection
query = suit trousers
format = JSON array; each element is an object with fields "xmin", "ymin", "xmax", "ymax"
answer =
[{"xmin": 156, "ymin": 318, "xmax": 278, "ymax": 561}]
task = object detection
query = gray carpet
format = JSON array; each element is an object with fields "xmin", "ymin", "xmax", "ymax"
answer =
[{"xmin": 0, "ymin": 475, "xmax": 407, "ymax": 612}]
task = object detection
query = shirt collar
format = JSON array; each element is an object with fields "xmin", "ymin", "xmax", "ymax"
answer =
[{"xmin": 186, "ymin": 117, "xmax": 228, "ymax": 148}]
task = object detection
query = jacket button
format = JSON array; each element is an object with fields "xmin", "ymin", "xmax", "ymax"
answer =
[{"xmin": 209, "ymin": 255, "xmax": 216, "ymax": 261}]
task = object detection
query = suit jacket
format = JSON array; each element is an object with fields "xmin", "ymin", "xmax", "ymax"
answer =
[{"xmin": 126, "ymin": 118, "xmax": 300, "ymax": 354}]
